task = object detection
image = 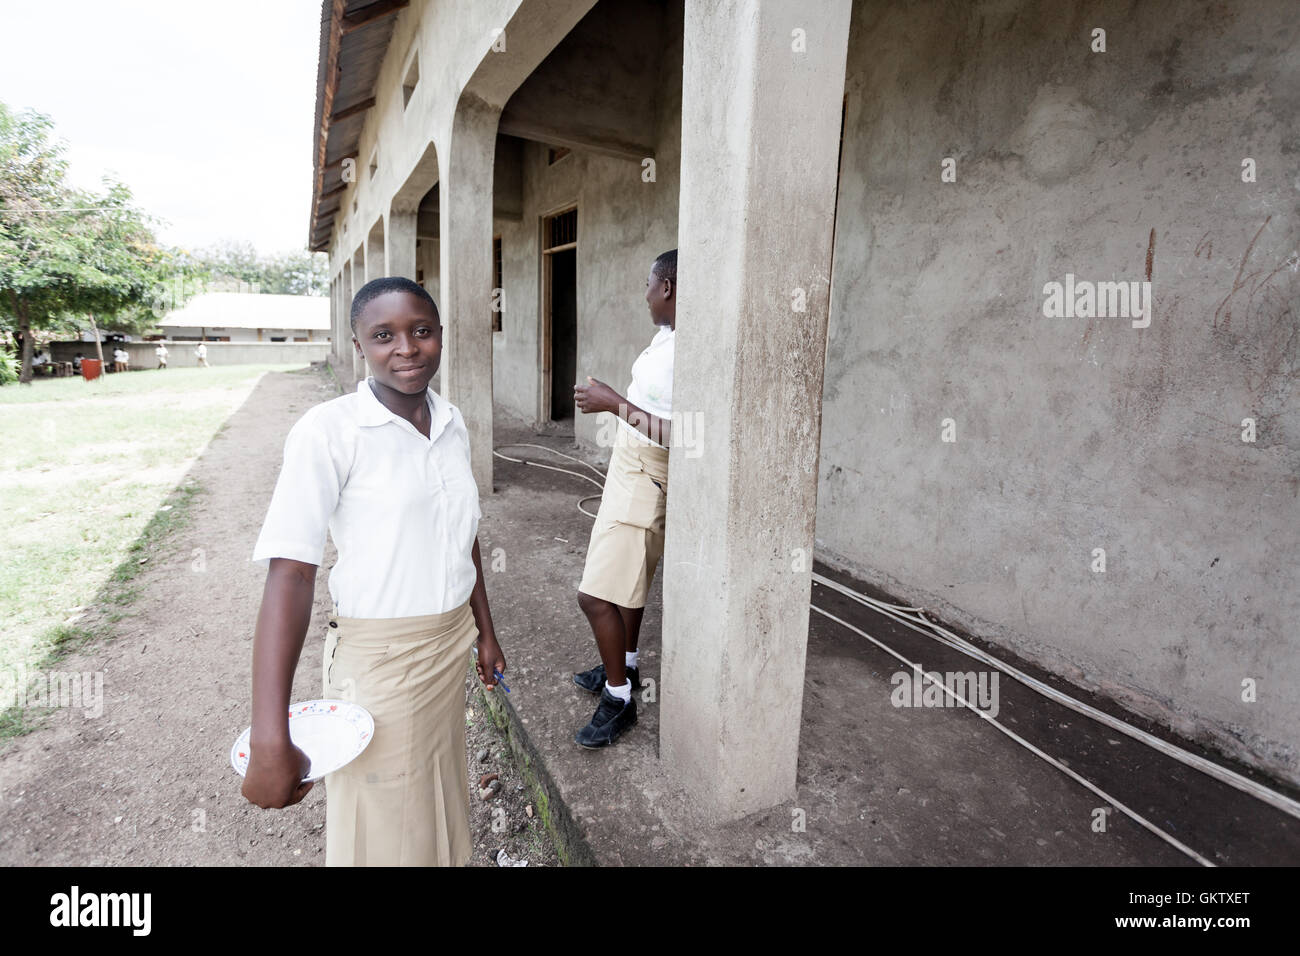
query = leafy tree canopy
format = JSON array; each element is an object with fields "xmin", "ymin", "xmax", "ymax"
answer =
[{"xmin": 0, "ymin": 101, "xmax": 170, "ymax": 381}]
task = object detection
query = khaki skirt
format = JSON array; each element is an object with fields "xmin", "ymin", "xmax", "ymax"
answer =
[
  {"xmin": 578, "ymin": 438, "xmax": 670, "ymax": 609},
  {"xmin": 321, "ymin": 601, "xmax": 478, "ymax": 867}
]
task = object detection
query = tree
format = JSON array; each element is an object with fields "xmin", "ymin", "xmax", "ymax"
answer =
[
  {"xmin": 181, "ymin": 243, "xmax": 328, "ymax": 297},
  {"xmin": 0, "ymin": 101, "xmax": 167, "ymax": 383},
  {"xmin": 262, "ymin": 248, "xmax": 329, "ymax": 296}
]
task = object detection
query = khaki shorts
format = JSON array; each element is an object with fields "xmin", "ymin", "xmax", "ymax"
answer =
[
  {"xmin": 578, "ymin": 438, "xmax": 669, "ymax": 609},
  {"xmin": 322, "ymin": 601, "xmax": 478, "ymax": 867}
]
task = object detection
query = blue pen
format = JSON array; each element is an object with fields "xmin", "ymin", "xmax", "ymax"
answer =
[{"xmin": 471, "ymin": 646, "xmax": 511, "ymax": 693}]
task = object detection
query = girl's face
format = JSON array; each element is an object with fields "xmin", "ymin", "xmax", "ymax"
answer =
[{"xmin": 353, "ymin": 291, "xmax": 442, "ymax": 394}]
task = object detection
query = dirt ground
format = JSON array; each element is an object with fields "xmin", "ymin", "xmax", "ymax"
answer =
[{"xmin": 0, "ymin": 365, "xmax": 558, "ymax": 867}]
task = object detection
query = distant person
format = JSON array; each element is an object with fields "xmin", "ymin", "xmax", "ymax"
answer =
[
  {"xmin": 569, "ymin": 249, "xmax": 677, "ymax": 748},
  {"xmin": 31, "ymin": 350, "xmax": 49, "ymax": 370},
  {"xmin": 195, "ymin": 342, "xmax": 209, "ymax": 367},
  {"xmin": 155, "ymin": 343, "xmax": 169, "ymax": 369},
  {"xmin": 113, "ymin": 348, "xmax": 129, "ymax": 373},
  {"xmin": 72, "ymin": 353, "xmax": 83, "ymax": 373}
]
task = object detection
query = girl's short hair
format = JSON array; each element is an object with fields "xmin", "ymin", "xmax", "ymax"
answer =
[
  {"xmin": 350, "ymin": 277, "xmax": 440, "ymax": 334},
  {"xmin": 652, "ymin": 249, "xmax": 677, "ymax": 283}
]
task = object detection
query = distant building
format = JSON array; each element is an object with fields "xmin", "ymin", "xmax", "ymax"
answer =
[{"xmin": 159, "ymin": 293, "xmax": 330, "ymax": 343}]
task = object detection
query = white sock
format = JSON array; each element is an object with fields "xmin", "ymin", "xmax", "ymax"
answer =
[
  {"xmin": 625, "ymin": 651, "xmax": 639, "ymax": 669},
  {"xmin": 605, "ymin": 680, "xmax": 632, "ymax": 703}
]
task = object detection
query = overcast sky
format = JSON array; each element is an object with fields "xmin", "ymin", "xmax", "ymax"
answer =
[{"xmin": 0, "ymin": 0, "xmax": 322, "ymax": 256}]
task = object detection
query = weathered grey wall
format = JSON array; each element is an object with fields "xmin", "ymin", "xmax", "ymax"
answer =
[
  {"xmin": 820, "ymin": 0, "xmax": 1300, "ymax": 783},
  {"xmin": 492, "ymin": 0, "xmax": 683, "ymax": 444}
]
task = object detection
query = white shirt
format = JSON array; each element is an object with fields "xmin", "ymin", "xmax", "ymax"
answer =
[
  {"xmin": 252, "ymin": 377, "xmax": 481, "ymax": 618},
  {"xmin": 155, "ymin": 345, "xmax": 168, "ymax": 356},
  {"xmin": 619, "ymin": 325, "xmax": 674, "ymax": 448},
  {"xmin": 113, "ymin": 350, "xmax": 127, "ymax": 362},
  {"xmin": 195, "ymin": 344, "xmax": 207, "ymax": 356}
]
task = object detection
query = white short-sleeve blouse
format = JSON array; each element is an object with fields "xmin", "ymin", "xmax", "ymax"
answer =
[
  {"xmin": 619, "ymin": 325, "xmax": 675, "ymax": 448},
  {"xmin": 252, "ymin": 377, "xmax": 481, "ymax": 619}
]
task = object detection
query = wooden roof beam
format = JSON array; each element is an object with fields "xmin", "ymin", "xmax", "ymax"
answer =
[
  {"xmin": 323, "ymin": 152, "xmax": 359, "ymax": 171},
  {"xmin": 330, "ymin": 97, "xmax": 375, "ymax": 123},
  {"xmin": 341, "ymin": 0, "xmax": 409, "ymax": 35}
]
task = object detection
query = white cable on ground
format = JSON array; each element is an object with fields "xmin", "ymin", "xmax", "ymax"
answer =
[
  {"xmin": 492, "ymin": 443, "xmax": 605, "ymax": 517},
  {"xmin": 811, "ymin": 571, "xmax": 1300, "ymax": 823},
  {"xmin": 495, "ymin": 442, "xmax": 606, "ymax": 478},
  {"xmin": 810, "ymin": 603, "xmax": 1216, "ymax": 867}
]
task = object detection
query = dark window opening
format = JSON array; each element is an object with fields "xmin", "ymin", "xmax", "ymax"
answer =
[
  {"xmin": 544, "ymin": 207, "xmax": 577, "ymax": 251},
  {"xmin": 492, "ymin": 235, "xmax": 503, "ymax": 333}
]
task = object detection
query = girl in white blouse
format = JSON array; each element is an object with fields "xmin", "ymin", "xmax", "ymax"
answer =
[{"xmin": 242, "ymin": 277, "xmax": 505, "ymax": 867}]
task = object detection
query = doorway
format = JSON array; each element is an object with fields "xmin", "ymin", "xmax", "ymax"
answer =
[{"xmin": 542, "ymin": 206, "xmax": 577, "ymax": 422}]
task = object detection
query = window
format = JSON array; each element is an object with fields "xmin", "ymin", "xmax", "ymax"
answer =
[
  {"xmin": 544, "ymin": 208, "xmax": 577, "ymax": 250},
  {"xmin": 492, "ymin": 235, "xmax": 503, "ymax": 333},
  {"xmin": 402, "ymin": 54, "xmax": 419, "ymax": 109}
]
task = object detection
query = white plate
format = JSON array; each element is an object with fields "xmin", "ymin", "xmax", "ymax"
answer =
[{"xmin": 230, "ymin": 699, "xmax": 374, "ymax": 783}]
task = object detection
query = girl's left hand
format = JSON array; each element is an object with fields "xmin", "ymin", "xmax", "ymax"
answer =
[{"xmin": 475, "ymin": 634, "xmax": 506, "ymax": 691}]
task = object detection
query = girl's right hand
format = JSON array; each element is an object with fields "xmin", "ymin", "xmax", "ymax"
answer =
[{"xmin": 241, "ymin": 739, "xmax": 314, "ymax": 809}]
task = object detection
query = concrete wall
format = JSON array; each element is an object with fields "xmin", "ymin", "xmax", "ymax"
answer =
[
  {"xmin": 51, "ymin": 341, "xmax": 330, "ymax": 368},
  {"xmin": 819, "ymin": 0, "xmax": 1300, "ymax": 783}
]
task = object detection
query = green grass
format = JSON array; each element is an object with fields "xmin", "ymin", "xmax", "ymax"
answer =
[{"xmin": 0, "ymin": 364, "xmax": 307, "ymax": 738}]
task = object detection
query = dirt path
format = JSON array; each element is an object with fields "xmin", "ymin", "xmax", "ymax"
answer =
[{"xmin": 0, "ymin": 366, "xmax": 556, "ymax": 867}]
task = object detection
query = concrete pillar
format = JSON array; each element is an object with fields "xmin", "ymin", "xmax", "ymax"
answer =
[
  {"xmin": 660, "ymin": 0, "xmax": 852, "ymax": 821},
  {"xmin": 336, "ymin": 272, "xmax": 347, "ymax": 365},
  {"xmin": 438, "ymin": 100, "xmax": 497, "ymax": 494},
  {"xmin": 340, "ymin": 263, "xmax": 349, "ymax": 360},
  {"xmin": 339, "ymin": 275, "xmax": 347, "ymax": 353},
  {"xmin": 385, "ymin": 210, "xmax": 418, "ymax": 281},
  {"xmin": 329, "ymin": 275, "xmax": 338, "ymax": 364},
  {"xmin": 351, "ymin": 247, "xmax": 367, "ymax": 379},
  {"xmin": 365, "ymin": 227, "xmax": 385, "ymax": 283}
]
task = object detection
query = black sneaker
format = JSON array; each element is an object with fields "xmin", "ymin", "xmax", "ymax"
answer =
[
  {"xmin": 573, "ymin": 662, "xmax": 640, "ymax": 695},
  {"xmin": 574, "ymin": 688, "xmax": 637, "ymax": 749}
]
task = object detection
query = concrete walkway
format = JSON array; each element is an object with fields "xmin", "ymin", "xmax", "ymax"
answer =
[{"xmin": 480, "ymin": 422, "xmax": 1300, "ymax": 866}]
